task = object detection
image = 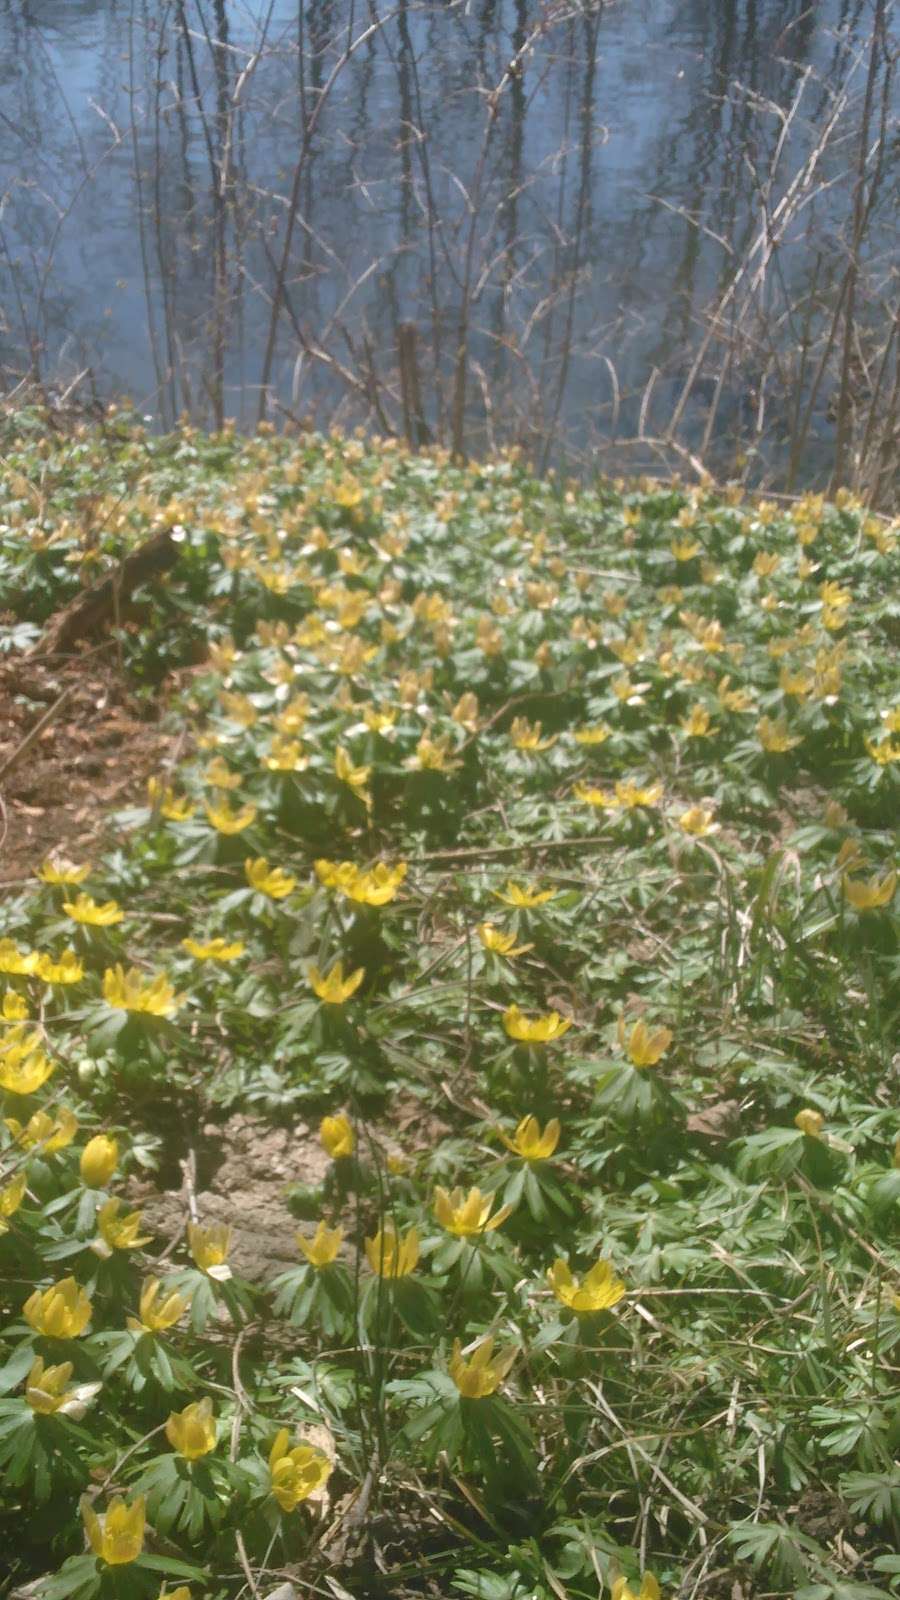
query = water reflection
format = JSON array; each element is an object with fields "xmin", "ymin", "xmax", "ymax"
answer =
[{"xmin": 0, "ymin": 0, "xmax": 896, "ymax": 498}]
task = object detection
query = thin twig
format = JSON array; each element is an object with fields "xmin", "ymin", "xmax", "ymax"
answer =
[{"xmin": 0, "ymin": 686, "xmax": 75, "ymax": 785}]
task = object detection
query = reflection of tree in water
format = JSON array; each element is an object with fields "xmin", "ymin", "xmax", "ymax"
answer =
[{"xmin": 0, "ymin": 0, "xmax": 895, "ymax": 498}]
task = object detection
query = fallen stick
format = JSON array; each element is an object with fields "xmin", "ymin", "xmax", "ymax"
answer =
[{"xmin": 31, "ymin": 529, "xmax": 178, "ymax": 656}]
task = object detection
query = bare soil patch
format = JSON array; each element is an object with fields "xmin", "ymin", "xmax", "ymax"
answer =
[
  {"xmin": 0, "ymin": 652, "xmax": 177, "ymax": 883},
  {"xmin": 132, "ymin": 1112, "xmax": 333, "ymax": 1283}
]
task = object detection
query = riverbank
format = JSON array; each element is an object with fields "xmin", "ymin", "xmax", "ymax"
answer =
[{"xmin": 0, "ymin": 414, "xmax": 898, "ymax": 1600}]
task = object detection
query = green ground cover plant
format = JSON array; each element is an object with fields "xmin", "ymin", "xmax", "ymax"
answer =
[{"xmin": 0, "ymin": 412, "xmax": 898, "ymax": 1600}]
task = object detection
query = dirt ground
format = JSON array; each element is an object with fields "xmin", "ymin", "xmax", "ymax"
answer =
[
  {"xmin": 131, "ymin": 1113, "xmax": 334, "ymax": 1283},
  {"xmin": 0, "ymin": 650, "xmax": 177, "ymax": 884}
]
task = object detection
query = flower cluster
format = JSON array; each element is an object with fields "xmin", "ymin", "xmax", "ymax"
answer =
[{"xmin": 0, "ymin": 424, "xmax": 896, "ymax": 1600}]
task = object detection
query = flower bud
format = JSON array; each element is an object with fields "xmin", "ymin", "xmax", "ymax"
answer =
[
  {"xmin": 80, "ymin": 1134, "xmax": 119, "ymax": 1188},
  {"xmin": 319, "ymin": 1114, "xmax": 354, "ymax": 1159},
  {"xmin": 795, "ymin": 1108, "xmax": 825, "ymax": 1139}
]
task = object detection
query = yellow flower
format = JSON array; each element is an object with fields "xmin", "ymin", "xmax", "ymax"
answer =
[
  {"xmin": 314, "ymin": 859, "xmax": 360, "ymax": 894},
  {"xmin": 677, "ymin": 806, "xmax": 718, "ymax": 836},
  {"xmin": 6, "ymin": 1106, "xmax": 78, "ymax": 1154},
  {"xmin": 127, "ymin": 1277, "xmax": 189, "ymax": 1334},
  {"xmin": 165, "ymin": 1398, "xmax": 217, "ymax": 1460},
  {"xmin": 297, "ymin": 1220, "xmax": 343, "ymax": 1268},
  {"xmin": 23, "ymin": 1276, "xmax": 92, "ymax": 1338},
  {"xmin": 433, "ymin": 1185, "xmax": 513, "ymax": 1237},
  {"xmin": 97, "ymin": 1198, "xmax": 152, "ymax": 1252},
  {"xmin": 333, "ymin": 475, "xmax": 362, "ymax": 507},
  {"xmin": 219, "ymin": 691, "xmax": 257, "ymax": 728},
  {"xmin": 548, "ymin": 1257, "xmax": 626, "ymax": 1313},
  {"xmin": 80, "ymin": 1134, "xmax": 119, "ymax": 1188},
  {"xmin": 795, "ymin": 1108, "xmax": 825, "ymax": 1138},
  {"xmin": 0, "ymin": 1032, "xmax": 54, "ymax": 1095},
  {"xmin": 1, "ymin": 1019, "xmax": 40, "ymax": 1055},
  {"xmin": 245, "ymin": 857, "xmax": 297, "ymax": 899},
  {"xmin": 670, "ymin": 538, "xmax": 701, "ymax": 561},
  {"xmin": 835, "ymin": 837, "xmax": 865, "ymax": 873},
  {"xmin": 62, "ymin": 893, "xmax": 124, "ymax": 926},
  {"xmin": 315, "ymin": 859, "xmax": 407, "ymax": 905},
  {"xmin": 204, "ymin": 797, "xmax": 258, "ymax": 834},
  {"xmin": 499, "ymin": 1115, "xmax": 560, "ymax": 1161},
  {"xmin": 81, "ymin": 1494, "xmax": 146, "ymax": 1566},
  {"xmin": 756, "ymin": 715, "xmax": 802, "ymax": 753},
  {"xmin": 268, "ymin": 1428, "xmax": 332, "ymax": 1511},
  {"xmin": 163, "ymin": 788, "xmax": 197, "ymax": 822},
  {"xmin": 102, "ymin": 965, "xmax": 182, "ymax": 1018},
  {"xmin": 753, "ymin": 551, "xmax": 780, "ymax": 577},
  {"xmin": 451, "ymin": 692, "xmax": 479, "ymax": 731},
  {"xmin": 573, "ymin": 724, "xmax": 612, "ymax": 745},
  {"xmin": 717, "ymin": 675, "xmax": 754, "ymax": 712},
  {"xmin": 364, "ymin": 1225, "xmax": 420, "ymax": 1278},
  {"xmin": 618, "ymin": 1015, "xmax": 673, "ymax": 1068},
  {"xmin": 187, "ymin": 1221, "xmax": 232, "ymax": 1276},
  {"xmin": 25, "ymin": 1356, "xmax": 87, "ymax": 1416},
  {"xmin": 574, "ymin": 782, "xmax": 617, "ymax": 809},
  {"xmin": 780, "ymin": 666, "xmax": 815, "ymax": 701},
  {"xmin": 492, "ymin": 881, "xmax": 556, "ymax": 908},
  {"xmin": 610, "ymin": 634, "xmax": 642, "ymax": 667},
  {"xmin": 410, "ymin": 734, "xmax": 461, "ymax": 772},
  {"xmin": 476, "ymin": 616, "xmax": 504, "ymax": 656},
  {"xmin": 819, "ymin": 579, "xmax": 852, "ymax": 609},
  {"xmin": 320, "ymin": 1114, "xmax": 354, "ymax": 1159},
  {"xmin": 611, "ymin": 1573, "xmax": 660, "ymax": 1600},
  {"xmin": 843, "ymin": 871, "xmax": 896, "ymax": 911},
  {"xmin": 680, "ymin": 704, "xmax": 713, "ymax": 737},
  {"xmin": 510, "ymin": 717, "xmax": 556, "ymax": 752},
  {"xmin": 334, "ymin": 745, "xmax": 372, "ymax": 802},
  {"xmin": 0, "ymin": 1170, "xmax": 27, "ymax": 1232},
  {"xmin": 615, "ymin": 778, "xmax": 663, "ymax": 809},
  {"xmin": 37, "ymin": 857, "xmax": 91, "ymax": 886},
  {"xmin": 148, "ymin": 779, "xmax": 196, "ymax": 820},
  {"xmin": 502, "ymin": 1004, "xmax": 572, "ymax": 1044},
  {"xmin": 685, "ymin": 616, "xmax": 726, "ymax": 653},
  {"xmin": 477, "ymin": 924, "xmax": 533, "ymax": 958},
  {"xmin": 308, "ymin": 960, "xmax": 365, "ymax": 1004},
  {"xmin": 275, "ymin": 693, "xmax": 311, "ymax": 734},
  {"xmin": 350, "ymin": 862, "xmax": 407, "ymax": 905},
  {"xmin": 612, "ymin": 674, "xmax": 647, "ymax": 705},
  {"xmin": 448, "ymin": 1334, "xmax": 517, "ymax": 1398},
  {"xmin": 203, "ymin": 756, "xmax": 241, "ymax": 790},
  {"xmin": 363, "ymin": 704, "xmax": 397, "ymax": 735},
  {"xmin": 181, "ymin": 937, "xmax": 245, "ymax": 962},
  {"xmin": 263, "ymin": 736, "xmax": 308, "ymax": 772},
  {"xmin": 865, "ymin": 736, "xmax": 900, "ymax": 766},
  {"xmin": 157, "ymin": 1588, "xmax": 192, "ymax": 1600},
  {"xmin": 2, "ymin": 991, "xmax": 28, "ymax": 1020},
  {"xmin": 0, "ymin": 940, "xmax": 38, "ymax": 976},
  {"xmin": 35, "ymin": 949, "xmax": 84, "ymax": 990}
]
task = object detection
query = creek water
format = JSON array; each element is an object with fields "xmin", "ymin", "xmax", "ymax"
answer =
[{"xmin": 0, "ymin": 0, "xmax": 895, "ymax": 484}]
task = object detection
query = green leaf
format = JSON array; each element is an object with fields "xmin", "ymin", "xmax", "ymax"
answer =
[
  {"xmin": 34, "ymin": 1554, "xmax": 101, "ymax": 1600},
  {"xmin": 841, "ymin": 1467, "xmax": 900, "ymax": 1525}
]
